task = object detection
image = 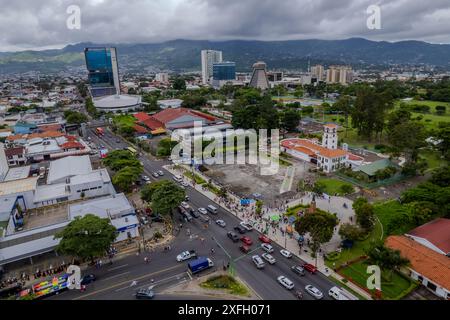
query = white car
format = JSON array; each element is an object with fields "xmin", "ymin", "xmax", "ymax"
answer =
[
  {"xmin": 216, "ymin": 220, "xmax": 226, "ymax": 227},
  {"xmin": 280, "ymin": 249, "xmax": 292, "ymax": 258},
  {"xmin": 198, "ymin": 207, "xmax": 208, "ymax": 215},
  {"xmin": 181, "ymin": 181, "xmax": 189, "ymax": 187},
  {"xmin": 277, "ymin": 276, "xmax": 294, "ymax": 290},
  {"xmin": 143, "ymin": 175, "xmax": 151, "ymax": 181},
  {"xmin": 261, "ymin": 253, "xmax": 276, "ymax": 264},
  {"xmin": 173, "ymin": 175, "xmax": 183, "ymax": 182},
  {"xmin": 152, "ymin": 172, "xmax": 159, "ymax": 178},
  {"xmin": 176, "ymin": 250, "xmax": 196, "ymax": 262},
  {"xmin": 240, "ymin": 221, "xmax": 253, "ymax": 231},
  {"xmin": 305, "ymin": 285, "xmax": 323, "ymax": 299},
  {"xmin": 261, "ymin": 243, "xmax": 274, "ymax": 253},
  {"xmin": 181, "ymin": 202, "xmax": 190, "ymax": 210},
  {"xmin": 157, "ymin": 170, "xmax": 164, "ymax": 176}
]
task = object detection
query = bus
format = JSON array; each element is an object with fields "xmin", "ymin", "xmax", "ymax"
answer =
[{"xmin": 127, "ymin": 147, "xmax": 137, "ymax": 155}]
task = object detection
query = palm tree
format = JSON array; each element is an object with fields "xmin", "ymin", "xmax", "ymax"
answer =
[{"xmin": 366, "ymin": 242, "xmax": 409, "ymax": 281}]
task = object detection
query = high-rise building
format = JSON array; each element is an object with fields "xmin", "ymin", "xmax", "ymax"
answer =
[
  {"xmin": 326, "ymin": 66, "xmax": 353, "ymax": 85},
  {"xmin": 84, "ymin": 47, "xmax": 121, "ymax": 97},
  {"xmin": 213, "ymin": 62, "xmax": 236, "ymax": 81},
  {"xmin": 249, "ymin": 61, "xmax": 270, "ymax": 90},
  {"xmin": 267, "ymin": 72, "xmax": 283, "ymax": 82},
  {"xmin": 201, "ymin": 50, "xmax": 223, "ymax": 85},
  {"xmin": 155, "ymin": 73, "xmax": 169, "ymax": 83},
  {"xmin": 311, "ymin": 65, "xmax": 324, "ymax": 81}
]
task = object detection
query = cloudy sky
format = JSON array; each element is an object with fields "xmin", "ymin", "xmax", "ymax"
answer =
[{"xmin": 0, "ymin": 0, "xmax": 449, "ymax": 51}]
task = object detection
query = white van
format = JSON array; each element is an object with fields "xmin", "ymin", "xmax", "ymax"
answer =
[
  {"xmin": 207, "ymin": 205, "xmax": 218, "ymax": 215},
  {"xmin": 328, "ymin": 286, "xmax": 358, "ymax": 300},
  {"xmin": 173, "ymin": 175, "xmax": 183, "ymax": 183}
]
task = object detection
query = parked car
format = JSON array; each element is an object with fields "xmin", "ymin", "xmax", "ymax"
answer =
[
  {"xmin": 198, "ymin": 207, "xmax": 208, "ymax": 215},
  {"xmin": 152, "ymin": 172, "xmax": 159, "ymax": 178},
  {"xmin": 181, "ymin": 202, "xmax": 190, "ymax": 210},
  {"xmin": 240, "ymin": 245, "xmax": 251, "ymax": 254},
  {"xmin": 80, "ymin": 274, "xmax": 96, "ymax": 285},
  {"xmin": 305, "ymin": 285, "xmax": 323, "ymax": 299},
  {"xmin": 261, "ymin": 253, "xmax": 276, "ymax": 264},
  {"xmin": 199, "ymin": 214, "xmax": 210, "ymax": 223},
  {"xmin": 215, "ymin": 220, "xmax": 226, "ymax": 227},
  {"xmin": 280, "ymin": 250, "xmax": 292, "ymax": 258},
  {"xmin": 261, "ymin": 243, "xmax": 274, "ymax": 253},
  {"xmin": 240, "ymin": 236, "xmax": 253, "ymax": 246},
  {"xmin": 240, "ymin": 221, "xmax": 253, "ymax": 231},
  {"xmin": 303, "ymin": 263, "xmax": 317, "ymax": 274},
  {"xmin": 258, "ymin": 234, "xmax": 271, "ymax": 244},
  {"xmin": 234, "ymin": 225, "xmax": 247, "ymax": 234},
  {"xmin": 173, "ymin": 175, "xmax": 183, "ymax": 183},
  {"xmin": 190, "ymin": 210, "xmax": 200, "ymax": 218},
  {"xmin": 135, "ymin": 288, "xmax": 155, "ymax": 300},
  {"xmin": 251, "ymin": 255, "xmax": 265, "ymax": 269},
  {"xmin": 291, "ymin": 265, "xmax": 306, "ymax": 276},
  {"xmin": 277, "ymin": 276, "xmax": 295, "ymax": 290},
  {"xmin": 176, "ymin": 250, "xmax": 197, "ymax": 262},
  {"xmin": 227, "ymin": 231, "xmax": 239, "ymax": 242},
  {"xmin": 157, "ymin": 170, "xmax": 164, "ymax": 176}
]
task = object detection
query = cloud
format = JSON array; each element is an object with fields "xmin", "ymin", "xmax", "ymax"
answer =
[{"xmin": 0, "ymin": 0, "xmax": 449, "ymax": 51}]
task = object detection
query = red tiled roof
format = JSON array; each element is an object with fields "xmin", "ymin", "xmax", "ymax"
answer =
[
  {"xmin": 4, "ymin": 146, "xmax": 24, "ymax": 157},
  {"xmin": 60, "ymin": 141, "xmax": 84, "ymax": 149},
  {"xmin": 7, "ymin": 131, "xmax": 65, "ymax": 141},
  {"xmin": 133, "ymin": 112, "xmax": 151, "ymax": 122},
  {"xmin": 281, "ymin": 138, "xmax": 348, "ymax": 159},
  {"xmin": 324, "ymin": 123, "xmax": 338, "ymax": 128},
  {"xmin": 152, "ymin": 108, "xmax": 216, "ymax": 125},
  {"xmin": 406, "ymin": 218, "xmax": 450, "ymax": 254},
  {"xmin": 133, "ymin": 124, "xmax": 150, "ymax": 134},
  {"xmin": 141, "ymin": 117, "xmax": 164, "ymax": 130},
  {"xmin": 348, "ymin": 153, "xmax": 364, "ymax": 161},
  {"xmin": 37, "ymin": 123, "xmax": 62, "ymax": 132},
  {"xmin": 385, "ymin": 236, "xmax": 450, "ymax": 291}
]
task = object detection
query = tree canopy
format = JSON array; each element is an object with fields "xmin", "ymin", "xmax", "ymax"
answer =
[
  {"xmin": 148, "ymin": 180, "xmax": 186, "ymax": 216},
  {"xmin": 295, "ymin": 211, "xmax": 338, "ymax": 254}
]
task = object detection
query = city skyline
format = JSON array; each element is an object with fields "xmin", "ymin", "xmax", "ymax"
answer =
[{"xmin": 0, "ymin": 0, "xmax": 450, "ymax": 52}]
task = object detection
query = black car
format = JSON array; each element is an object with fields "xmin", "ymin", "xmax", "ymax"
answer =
[
  {"xmin": 81, "ymin": 274, "xmax": 96, "ymax": 285},
  {"xmin": 234, "ymin": 225, "xmax": 247, "ymax": 234},
  {"xmin": 291, "ymin": 265, "xmax": 306, "ymax": 276},
  {"xmin": 190, "ymin": 210, "xmax": 200, "ymax": 218},
  {"xmin": 227, "ymin": 231, "xmax": 239, "ymax": 242},
  {"xmin": 135, "ymin": 288, "xmax": 155, "ymax": 300}
]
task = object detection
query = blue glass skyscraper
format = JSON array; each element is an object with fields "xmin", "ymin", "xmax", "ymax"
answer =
[
  {"xmin": 212, "ymin": 62, "xmax": 236, "ymax": 81},
  {"xmin": 84, "ymin": 47, "xmax": 120, "ymax": 97}
]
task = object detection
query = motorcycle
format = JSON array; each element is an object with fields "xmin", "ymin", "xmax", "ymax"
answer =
[{"xmin": 295, "ymin": 291, "xmax": 303, "ymax": 300}]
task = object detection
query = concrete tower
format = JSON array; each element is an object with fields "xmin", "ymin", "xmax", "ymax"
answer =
[
  {"xmin": 322, "ymin": 124, "xmax": 338, "ymax": 150},
  {"xmin": 249, "ymin": 61, "xmax": 270, "ymax": 90}
]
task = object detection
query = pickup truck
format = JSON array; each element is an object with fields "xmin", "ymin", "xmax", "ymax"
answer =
[
  {"xmin": 188, "ymin": 257, "xmax": 214, "ymax": 274},
  {"xmin": 177, "ymin": 250, "xmax": 197, "ymax": 262}
]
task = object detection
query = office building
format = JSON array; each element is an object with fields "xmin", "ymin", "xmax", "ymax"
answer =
[
  {"xmin": 84, "ymin": 47, "xmax": 121, "ymax": 97},
  {"xmin": 155, "ymin": 73, "xmax": 169, "ymax": 83},
  {"xmin": 212, "ymin": 62, "xmax": 236, "ymax": 88},
  {"xmin": 249, "ymin": 61, "xmax": 270, "ymax": 90},
  {"xmin": 267, "ymin": 72, "xmax": 283, "ymax": 82},
  {"xmin": 326, "ymin": 66, "xmax": 353, "ymax": 85},
  {"xmin": 311, "ymin": 65, "xmax": 325, "ymax": 81},
  {"xmin": 201, "ymin": 50, "xmax": 223, "ymax": 85}
]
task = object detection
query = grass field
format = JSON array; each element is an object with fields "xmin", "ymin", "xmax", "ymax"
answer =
[
  {"xmin": 419, "ymin": 149, "xmax": 447, "ymax": 171},
  {"xmin": 339, "ymin": 260, "xmax": 416, "ymax": 300},
  {"xmin": 113, "ymin": 115, "xmax": 136, "ymax": 127},
  {"xmin": 200, "ymin": 275, "xmax": 250, "ymax": 296},
  {"xmin": 317, "ymin": 178, "xmax": 354, "ymax": 195},
  {"xmin": 373, "ymin": 200, "xmax": 414, "ymax": 236},
  {"xmin": 395, "ymin": 100, "xmax": 450, "ymax": 130}
]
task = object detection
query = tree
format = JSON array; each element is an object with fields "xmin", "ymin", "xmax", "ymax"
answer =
[
  {"xmin": 388, "ymin": 120, "xmax": 426, "ymax": 163},
  {"xmin": 64, "ymin": 110, "xmax": 88, "ymax": 124},
  {"xmin": 55, "ymin": 214, "xmax": 117, "ymax": 262},
  {"xmin": 366, "ymin": 242, "xmax": 409, "ymax": 281},
  {"xmin": 353, "ymin": 197, "xmax": 375, "ymax": 232},
  {"xmin": 231, "ymin": 95, "xmax": 279, "ymax": 131},
  {"xmin": 141, "ymin": 180, "xmax": 171, "ymax": 203},
  {"xmin": 280, "ymin": 109, "xmax": 301, "ymax": 132},
  {"xmin": 181, "ymin": 94, "xmax": 207, "ymax": 109},
  {"xmin": 157, "ymin": 138, "xmax": 178, "ymax": 157},
  {"xmin": 112, "ymin": 166, "xmax": 143, "ymax": 192},
  {"xmin": 434, "ymin": 123, "xmax": 450, "ymax": 160},
  {"xmin": 103, "ymin": 150, "xmax": 142, "ymax": 171},
  {"xmin": 312, "ymin": 181, "xmax": 326, "ymax": 194},
  {"xmin": 295, "ymin": 211, "xmax": 338, "ymax": 256},
  {"xmin": 339, "ymin": 184, "xmax": 354, "ymax": 195},
  {"xmin": 172, "ymin": 78, "xmax": 186, "ymax": 91},
  {"xmin": 151, "ymin": 181, "xmax": 186, "ymax": 216},
  {"xmin": 339, "ymin": 223, "xmax": 364, "ymax": 242},
  {"xmin": 430, "ymin": 166, "xmax": 450, "ymax": 187},
  {"xmin": 333, "ymin": 95, "xmax": 353, "ymax": 136}
]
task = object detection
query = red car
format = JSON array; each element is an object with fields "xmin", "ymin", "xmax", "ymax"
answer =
[
  {"xmin": 258, "ymin": 234, "xmax": 271, "ymax": 244},
  {"xmin": 240, "ymin": 236, "xmax": 253, "ymax": 246},
  {"xmin": 240, "ymin": 245, "xmax": 251, "ymax": 253},
  {"xmin": 303, "ymin": 263, "xmax": 317, "ymax": 274}
]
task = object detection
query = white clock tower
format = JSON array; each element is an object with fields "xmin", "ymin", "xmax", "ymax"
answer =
[{"xmin": 322, "ymin": 124, "xmax": 338, "ymax": 150}]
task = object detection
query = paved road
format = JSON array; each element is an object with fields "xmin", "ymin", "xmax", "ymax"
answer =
[{"xmin": 61, "ymin": 128, "xmax": 336, "ymax": 300}]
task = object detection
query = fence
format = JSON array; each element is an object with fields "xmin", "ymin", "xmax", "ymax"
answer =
[{"xmin": 334, "ymin": 172, "xmax": 407, "ymax": 190}]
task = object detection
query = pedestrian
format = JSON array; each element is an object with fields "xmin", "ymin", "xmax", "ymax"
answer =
[{"xmin": 130, "ymin": 280, "xmax": 138, "ymax": 287}]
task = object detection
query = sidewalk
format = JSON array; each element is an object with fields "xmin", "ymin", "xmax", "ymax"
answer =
[{"xmin": 165, "ymin": 164, "xmax": 372, "ymax": 300}]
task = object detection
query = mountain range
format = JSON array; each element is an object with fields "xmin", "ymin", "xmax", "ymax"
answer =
[{"xmin": 0, "ymin": 38, "xmax": 449, "ymax": 75}]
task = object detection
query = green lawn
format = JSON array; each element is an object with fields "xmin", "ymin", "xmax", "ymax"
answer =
[
  {"xmin": 113, "ymin": 115, "xmax": 136, "ymax": 127},
  {"xmin": 325, "ymin": 218, "xmax": 383, "ymax": 269},
  {"xmin": 200, "ymin": 275, "xmax": 250, "ymax": 297},
  {"xmin": 419, "ymin": 149, "xmax": 447, "ymax": 171},
  {"xmin": 317, "ymin": 178, "xmax": 355, "ymax": 195},
  {"xmin": 339, "ymin": 260, "xmax": 416, "ymax": 300},
  {"xmin": 373, "ymin": 200, "xmax": 414, "ymax": 236},
  {"xmin": 395, "ymin": 100, "xmax": 450, "ymax": 130}
]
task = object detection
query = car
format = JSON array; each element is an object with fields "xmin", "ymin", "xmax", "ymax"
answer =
[
  {"xmin": 234, "ymin": 225, "xmax": 247, "ymax": 234},
  {"xmin": 206, "ymin": 205, "xmax": 218, "ymax": 214},
  {"xmin": 152, "ymin": 172, "xmax": 159, "ymax": 178},
  {"xmin": 143, "ymin": 175, "xmax": 151, "ymax": 182},
  {"xmin": 140, "ymin": 216, "xmax": 149, "ymax": 225},
  {"xmin": 198, "ymin": 207, "xmax": 208, "ymax": 215},
  {"xmin": 173, "ymin": 175, "xmax": 183, "ymax": 183},
  {"xmin": 261, "ymin": 253, "xmax": 276, "ymax": 264},
  {"xmin": 258, "ymin": 234, "xmax": 271, "ymax": 243},
  {"xmin": 240, "ymin": 221, "xmax": 253, "ymax": 231},
  {"xmin": 115, "ymin": 139, "xmax": 121, "ymax": 143},
  {"xmin": 157, "ymin": 170, "xmax": 164, "ymax": 176},
  {"xmin": 291, "ymin": 265, "xmax": 306, "ymax": 276},
  {"xmin": 277, "ymin": 276, "xmax": 295, "ymax": 290},
  {"xmin": 176, "ymin": 250, "xmax": 197, "ymax": 262},
  {"xmin": 239, "ymin": 245, "xmax": 251, "ymax": 253},
  {"xmin": 135, "ymin": 288, "xmax": 155, "ymax": 300},
  {"xmin": 181, "ymin": 181, "xmax": 189, "ymax": 187},
  {"xmin": 198, "ymin": 214, "xmax": 210, "ymax": 223},
  {"xmin": 181, "ymin": 202, "xmax": 190, "ymax": 210},
  {"xmin": 227, "ymin": 231, "xmax": 239, "ymax": 242},
  {"xmin": 261, "ymin": 243, "xmax": 274, "ymax": 253},
  {"xmin": 251, "ymin": 255, "xmax": 265, "ymax": 269},
  {"xmin": 280, "ymin": 249, "xmax": 292, "ymax": 258},
  {"xmin": 240, "ymin": 236, "xmax": 253, "ymax": 246},
  {"xmin": 303, "ymin": 263, "xmax": 317, "ymax": 274},
  {"xmin": 216, "ymin": 220, "xmax": 226, "ymax": 227},
  {"xmin": 305, "ymin": 285, "xmax": 323, "ymax": 299},
  {"xmin": 80, "ymin": 274, "xmax": 96, "ymax": 285},
  {"xmin": 184, "ymin": 195, "xmax": 190, "ymax": 201},
  {"xmin": 190, "ymin": 210, "xmax": 200, "ymax": 218}
]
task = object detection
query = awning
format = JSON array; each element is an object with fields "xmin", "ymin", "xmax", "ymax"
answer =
[
  {"xmin": 151, "ymin": 128, "xmax": 166, "ymax": 135},
  {"xmin": 270, "ymin": 215, "xmax": 280, "ymax": 222}
]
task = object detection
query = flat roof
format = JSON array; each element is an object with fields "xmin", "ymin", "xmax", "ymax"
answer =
[
  {"xmin": 69, "ymin": 193, "xmax": 133, "ymax": 220},
  {"xmin": 47, "ymin": 155, "xmax": 92, "ymax": 184},
  {"xmin": 93, "ymin": 94, "xmax": 141, "ymax": 109},
  {"xmin": 0, "ymin": 177, "xmax": 37, "ymax": 196},
  {"xmin": 4, "ymin": 166, "xmax": 31, "ymax": 182}
]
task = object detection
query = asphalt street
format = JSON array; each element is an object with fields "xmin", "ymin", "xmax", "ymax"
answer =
[{"xmin": 50, "ymin": 127, "xmax": 336, "ymax": 300}]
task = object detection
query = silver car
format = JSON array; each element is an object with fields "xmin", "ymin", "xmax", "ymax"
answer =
[
  {"xmin": 305, "ymin": 285, "xmax": 323, "ymax": 299},
  {"xmin": 216, "ymin": 219, "xmax": 226, "ymax": 227},
  {"xmin": 261, "ymin": 253, "xmax": 276, "ymax": 264}
]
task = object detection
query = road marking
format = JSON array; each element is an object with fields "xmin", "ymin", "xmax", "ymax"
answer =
[
  {"xmin": 116, "ymin": 272, "xmax": 189, "ymax": 292},
  {"xmin": 73, "ymin": 264, "xmax": 184, "ymax": 300},
  {"xmin": 102, "ymin": 271, "xmax": 130, "ymax": 281},
  {"xmin": 107, "ymin": 264, "xmax": 128, "ymax": 272}
]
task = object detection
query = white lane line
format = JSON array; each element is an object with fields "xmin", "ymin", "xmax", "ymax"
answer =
[
  {"xmin": 102, "ymin": 271, "xmax": 130, "ymax": 281},
  {"xmin": 107, "ymin": 264, "xmax": 129, "ymax": 272},
  {"xmin": 115, "ymin": 272, "xmax": 189, "ymax": 292}
]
